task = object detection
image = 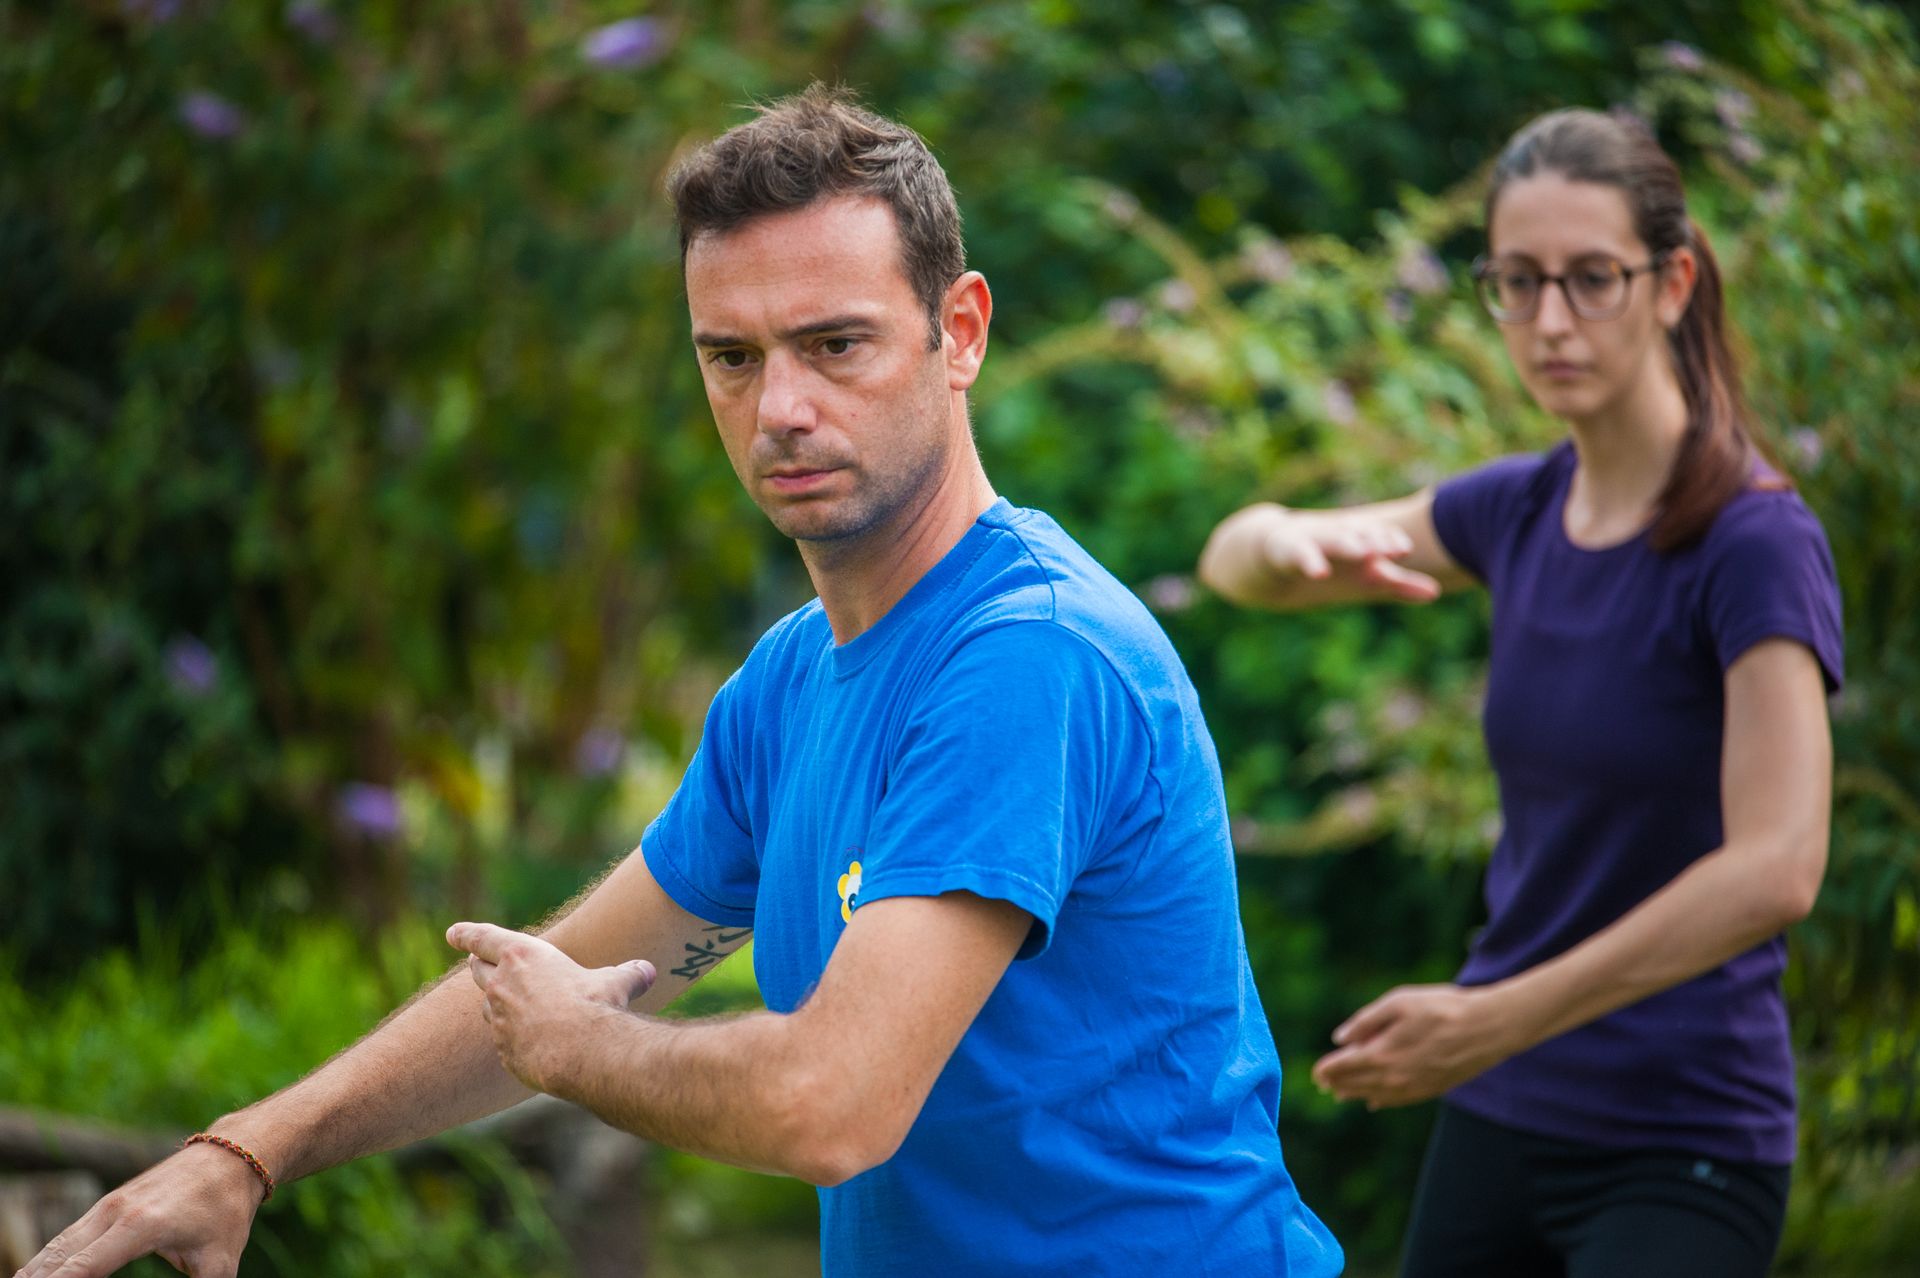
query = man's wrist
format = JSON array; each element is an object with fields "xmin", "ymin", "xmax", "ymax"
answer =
[
  {"xmin": 176, "ymin": 1137, "xmax": 274, "ymax": 1208},
  {"xmin": 206, "ymin": 1106, "xmax": 305, "ymax": 1188}
]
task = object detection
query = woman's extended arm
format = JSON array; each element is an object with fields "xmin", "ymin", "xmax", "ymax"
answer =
[
  {"xmin": 1197, "ymin": 489, "xmax": 1474, "ymax": 611},
  {"xmin": 1312, "ymin": 638, "xmax": 1832, "ymax": 1107}
]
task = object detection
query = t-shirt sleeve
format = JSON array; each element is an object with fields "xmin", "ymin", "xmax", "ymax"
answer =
[
  {"xmin": 640, "ymin": 669, "xmax": 760, "ymax": 928},
  {"xmin": 1430, "ymin": 452, "xmax": 1551, "ymax": 586},
  {"xmin": 852, "ymin": 621, "xmax": 1153, "ymax": 961},
  {"xmin": 1699, "ymin": 496, "xmax": 1845, "ymax": 692}
]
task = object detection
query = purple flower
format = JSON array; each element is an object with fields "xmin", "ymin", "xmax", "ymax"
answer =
[
  {"xmin": 1156, "ymin": 279, "xmax": 1197, "ymax": 314},
  {"xmin": 1243, "ymin": 239, "xmax": 1294, "ymax": 285},
  {"xmin": 163, "ymin": 635, "xmax": 218, "ymax": 697},
  {"xmin": 178, "ymin": 91, "xmax": 247, "ymax": 140},
  {"xmin": 1322, "ymin": 379, "xmax": 1357, "ymax": 427},
  {"xmin": 1728, "ymin": 132, "xmax": 1764, "ymax": 165},
  {"xmin": 1334, "ymin": 786, "xmax": 1380, "ymax": 828},
  {"xmin": 1659, "ymin": 41, "xmax": 1705, "ymax": 73},
  {"xmin": 1102, "ymin": 297, "xmax": 1147, "ymax": 330},
  {"xmin": 1714, "ymin": 88, "xmax": 1755, "ymax": 130},
  {"xmin": 335, "ymin": 783, "xmax": 403, "ymax": 839},
  {"xmin": 122, "ymin": 0, "xmax": 184, "ymax": 23},
  {"xmin": 287, "ymin": 2, "xmax": 342, "ymax": 44},
  {"xmin": 1385, "ymin": 289, "xmax": 1413, "ymax": 325},
  {"xmin": 1142, "ymin": 574, "xmax": 1198, "ymax": 614},
  {"xmin": 862, "ymin": 3, "xmax": 911, "ymax": 37},
  {"xmin": 1100, "ymin": 190, "xmax": 1141, "ymax": 224},
  {"xmin": 1787, "ymin": 427, "xmax": 1823, "ymax": 470},
  {"xmin": 1382, "ymin": 690, "xmax": 1426, "ymax": 733},
  {"xmin": 573, "ymin": 727, "xmax": 626, "ymax": 778},
  {"xmin": 1395, "ymin": 244, "xmax": 1447, "ymax": 296},
  {"xmin": 581, "ymin": 17, "xmax": 667, "ymax": 69}
]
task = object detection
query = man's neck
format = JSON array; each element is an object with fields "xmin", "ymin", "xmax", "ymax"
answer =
[{"xmin": 801, "ymin": 460, "xmax": 998, "ymax": 645}]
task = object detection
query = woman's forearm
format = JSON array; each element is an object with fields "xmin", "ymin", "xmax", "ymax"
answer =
[{"xmin": 1478, "ymin": 835, "xmax": 1819, "ymax": 1057}]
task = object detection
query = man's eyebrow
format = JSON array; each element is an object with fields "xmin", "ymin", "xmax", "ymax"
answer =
[
  {"xmin": 691, "ymin": 315, "xmax": 879, "ymax": 348},
  {"xmin": 779, "ymin": 314, "xmax": 876, "ymax": 340}
]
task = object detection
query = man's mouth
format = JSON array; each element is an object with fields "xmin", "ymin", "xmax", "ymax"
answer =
[{"xmin": 765, "ymin": 466, "xmax": 840, "ymax": 494}]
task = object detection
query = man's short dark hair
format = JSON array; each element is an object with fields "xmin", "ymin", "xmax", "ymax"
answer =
[{"xmin": 668, "ymin": 83, "xmax": 965, "ymax": 349}]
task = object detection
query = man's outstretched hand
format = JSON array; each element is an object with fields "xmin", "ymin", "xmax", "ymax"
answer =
[
  {"xmin": 14, "ymin": 1140, "xmax": 265, "ymax": 1278},
  {"xmin": 446, "ymin": 922, "xmax": 656, "ymax": 1096}
]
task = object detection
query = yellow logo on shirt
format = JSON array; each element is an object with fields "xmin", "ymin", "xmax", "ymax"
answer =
[{"xmin": 837, "ymin": 858, "xmax": 863, "ymax": 924}]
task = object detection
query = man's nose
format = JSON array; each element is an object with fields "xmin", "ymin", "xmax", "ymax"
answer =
[{"xmin": 756, "ymin": 350, "xmax": 818, "ymax": 437}]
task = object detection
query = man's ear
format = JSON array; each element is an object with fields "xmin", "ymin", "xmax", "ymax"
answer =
[{"xmin": 941, "ymin": 272, "xmax": 992, "ymax": 392}]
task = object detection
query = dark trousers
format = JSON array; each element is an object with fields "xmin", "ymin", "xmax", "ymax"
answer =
[{"xmin": 1400, "ymin": 1103, "xmax": 1791, "ymax": 1278}]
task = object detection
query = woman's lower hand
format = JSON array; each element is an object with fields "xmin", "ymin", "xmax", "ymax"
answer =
[{"xmin": 1311, "ymin": 982, "xmax": 1519, "ymax": 1109}]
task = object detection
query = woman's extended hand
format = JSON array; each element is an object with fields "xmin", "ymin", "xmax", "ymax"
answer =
[
  {"xmin": 1198, "ymin": 502, "xmax": 1447, "ymax": 609},
  {"xmin": 1311, "ymin": 983, "xmax": 1519, "ymax": 1109},
  {"xmin": 1255, "ymin": 508, "xmax": 1443, "ymax": 602}
]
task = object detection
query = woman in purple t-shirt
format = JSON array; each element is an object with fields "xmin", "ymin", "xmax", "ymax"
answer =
[{"xmin": 1200, "ymin": 109, "xmax": 1842, "ymax": 1277}]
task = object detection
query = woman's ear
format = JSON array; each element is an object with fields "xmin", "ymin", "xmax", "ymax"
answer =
[{"xmin": 1657, "ymin": 246, "xmax": 1699, "ymax": 331}]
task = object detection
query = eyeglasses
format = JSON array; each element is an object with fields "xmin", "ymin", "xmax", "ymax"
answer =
[{"xmin": 1472, "ymin": 252, "xmax": 1671, "ymax": 323}]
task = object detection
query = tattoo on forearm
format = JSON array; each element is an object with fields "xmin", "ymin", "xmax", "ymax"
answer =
[{"xmin": 670, "ymin": 925, "xmax": 752, "ymax": 981}]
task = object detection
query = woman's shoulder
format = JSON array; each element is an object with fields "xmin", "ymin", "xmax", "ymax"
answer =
[
  {"xmin": 1698, "ymin": 476, "xmax": 1834, "ymax": 565},
  {"xmin": 1438, "ymin": 441, "xmax": 1572, "ymax": 512}
]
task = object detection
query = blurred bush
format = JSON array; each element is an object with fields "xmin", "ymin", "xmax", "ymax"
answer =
[{"xmin": 1, "ymin": 0, "xmax": 1783, "ymax": 971}]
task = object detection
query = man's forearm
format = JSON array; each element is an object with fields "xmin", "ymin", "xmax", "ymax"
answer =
[
  {"xmin": 214, "ymin": 967, "xmax": 530, "ymax": 1183},
  {"xmin": 545, "ymin": 1004, "xmax": 852, "ymax": 1185}
]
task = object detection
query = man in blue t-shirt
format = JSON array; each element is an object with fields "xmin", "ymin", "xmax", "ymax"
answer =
[{"xmin": 21, "ymin": 86, "xmax": 1340, "ymax": 1278}]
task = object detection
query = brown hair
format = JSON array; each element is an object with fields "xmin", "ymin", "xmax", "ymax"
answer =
[
  {"xmin": 667, "ymin": 83, "xmax": 965, "ymax": 349},
  {"xmin": 1486, "ymin": 108, "xmax": 1778, "ymax": 551}
]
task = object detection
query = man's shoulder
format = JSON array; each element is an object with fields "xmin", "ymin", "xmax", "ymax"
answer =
[{"xmin": 951, "ymin": 504, "xmax": 1190, "ymax": 698}]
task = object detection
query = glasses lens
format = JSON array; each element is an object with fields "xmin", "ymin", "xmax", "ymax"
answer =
[
  {"xmin": 1478, "ymin": 264, "xmax": 1539, "ymax": 320},
  {"xmin": 1567, "ymin": 257, "xmax": 1628, "ymax": 317}
]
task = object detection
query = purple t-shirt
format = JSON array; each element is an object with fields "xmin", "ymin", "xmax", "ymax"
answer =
[{"xmin": 1431, "ymin": 442, "xmax": 1843, "ymax": 1166}]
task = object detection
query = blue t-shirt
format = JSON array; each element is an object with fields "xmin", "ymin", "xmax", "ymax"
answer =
[
  {"xmin": 1432, "ymin": 443, "xmax": 1844, "ymax": 1166},
  {"xmin": 643, "ymin": 499, "xmax": 1342, "ymax": 1277}
]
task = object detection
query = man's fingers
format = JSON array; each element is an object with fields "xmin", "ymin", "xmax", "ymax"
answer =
[
  {"xmin": 43, "ymin": 1220, "xmax": 152, "ymax": 1278},
  {"xmin": 20, "ymin": 1202, "xmax": 114, "ymax": 1278},
  {"xmin": 465, "ymin": 953, "xmax": 498, "ymax": 991},
  {"xmin": 446, "ymin": 920, "xmax": 525, "ymax": 963},
  {"xmin": 606, "ymin": 959, "xmax": 657, "ymax": 1004}
]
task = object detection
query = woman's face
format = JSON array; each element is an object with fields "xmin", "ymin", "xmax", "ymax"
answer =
[{"xmin": 1485, "ymin": 173, "xmax": 1694, "ymax": 427}]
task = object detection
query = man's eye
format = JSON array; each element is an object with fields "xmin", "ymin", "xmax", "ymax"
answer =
[
  {"xmin": 1502, "ymin": 273, "xmax": 1540, "ymax": 293},
  {"xmin": 709, "ymin": 350, "xmax": 752, "ymax": 369},
  {"xmin": 821, "ymin": 337, "xmax": 856, "ymax": 356}
]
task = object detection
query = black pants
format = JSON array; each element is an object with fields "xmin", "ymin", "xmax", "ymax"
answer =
[{"xmin": 1400, "ymin": 1104, "xmax": 1791, "ymax": 1278}]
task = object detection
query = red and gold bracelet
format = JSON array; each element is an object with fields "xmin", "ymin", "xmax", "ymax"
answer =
[{"xmin": 183, "ymin": 1132, "xmax": 276, "ymax": 1201}]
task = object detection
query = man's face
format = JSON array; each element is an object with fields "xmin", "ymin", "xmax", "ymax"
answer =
[{"xmin": 686, "ymin": 196, "xmax": 956, "ymax": 548}]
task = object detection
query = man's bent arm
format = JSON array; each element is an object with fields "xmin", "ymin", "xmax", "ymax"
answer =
[{"xmin": 457, "ymin": 890, "xmax": 1030, "ymax": 1187}]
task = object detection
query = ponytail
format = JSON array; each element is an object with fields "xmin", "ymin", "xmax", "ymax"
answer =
[{"xmin": 1648, "ymin": 221, "xmax": 1775, "ymax": 551}]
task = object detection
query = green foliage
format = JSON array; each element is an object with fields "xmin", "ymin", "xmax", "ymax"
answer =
[
  {"xmin": 0, "ymin": 918, "xmax": 567, "ymax": 1277},
  {"xmin": 0, "ymin": 0, "xmax": 1793, "ymax": 972},
  {"xmin": 5, "ymin": 0, "xmax": 1917, "ymax": 1271}
]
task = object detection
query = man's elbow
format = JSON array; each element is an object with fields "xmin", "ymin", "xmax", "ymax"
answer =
[{"xmin": 763, "ymin": 1068, "xmax": 909, "ymax": 1188}]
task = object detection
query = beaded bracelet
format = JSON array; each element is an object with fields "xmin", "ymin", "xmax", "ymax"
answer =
[{"xmin": 183, "ymin": 1132, "xmax": 277, "ymax": 1201}]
